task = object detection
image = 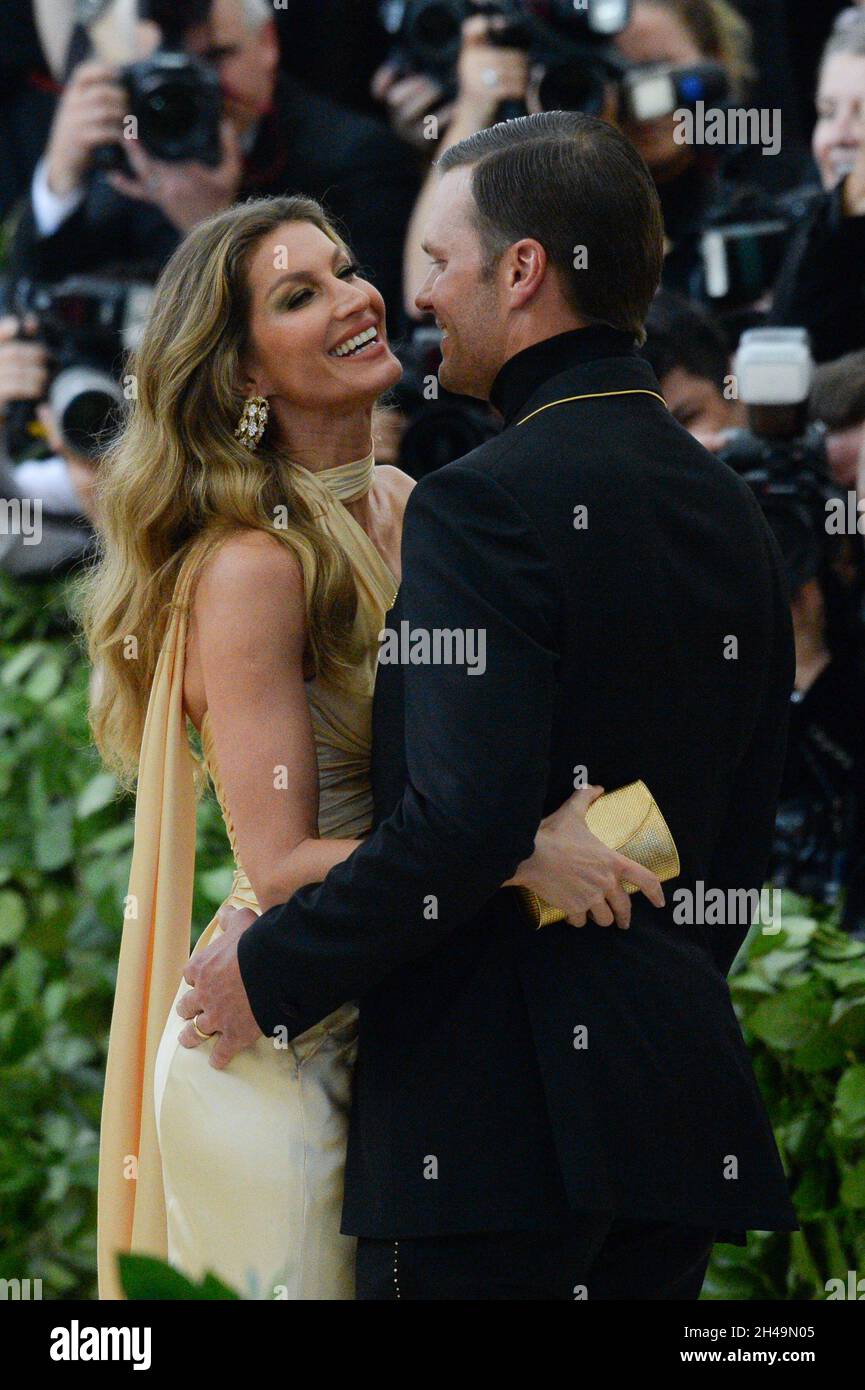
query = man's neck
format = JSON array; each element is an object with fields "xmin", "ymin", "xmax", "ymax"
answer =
[
  {"xmin": 488, "ymin": 324, "xmax": 640, "ymax": 427},
  {"xmin": 500, "ymin": 313, "xmax": 590, "ymax": 370}
]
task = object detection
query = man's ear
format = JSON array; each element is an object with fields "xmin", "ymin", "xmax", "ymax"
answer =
[{"xmin": 506, "ymin": 239, "xmax": 547, "ymax": 308}]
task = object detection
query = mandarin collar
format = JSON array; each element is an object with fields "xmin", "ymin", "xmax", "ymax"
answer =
[{"xmin": 489, "ymin": 325, "xmax": 639, "ymax": 428}]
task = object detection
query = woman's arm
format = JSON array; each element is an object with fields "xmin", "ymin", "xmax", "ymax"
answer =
[
  {"xmin": 191, "ymin": 530, "xmax": 360, "ymax": 914},
  {"xmin": 200, "ymin": 530, "xmax": 662, "ymax": 934}
]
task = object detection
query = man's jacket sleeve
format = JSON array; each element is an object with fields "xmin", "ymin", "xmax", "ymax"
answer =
[{"xmin": 237, "ymin": 461, "xmax": 562, "ymax": 1038}]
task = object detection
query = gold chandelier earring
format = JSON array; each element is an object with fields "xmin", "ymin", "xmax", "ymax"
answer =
[{"xmin": 235, "ymin": 395, "xmax": 269, "ymax": 450}]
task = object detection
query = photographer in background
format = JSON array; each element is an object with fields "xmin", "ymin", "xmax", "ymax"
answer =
[
  {"xmin": 640, "ymin": 290, "xmax": 745, "ymax": 447},
  {"xmin": 617, "ymin": 1, "xmax": 810, "ymax": 195},
  {"xmin": 643, "ymin": 296, "xmax": 865, "ymax": 494},
  {"xmin": 273, "ymin": 0, "xmax": 390, "ymax": 118},
  {"xmin": 400, "ymin": 1, "xmax": 791, "ymax": 314},
  {"xmin": 0, "ymin": 314, "xmax": 96, "ymax": 577},
  {"xmin": 614, "ymin": 0, "xmax": 793, "ymax": 304},
  {"xmin": 644, "ymin": 308, "xmax": 865, "ymax": 931},
  {"xmin": 721, "ymin": 328, "xmax": 865, "ymax": 934},
  {"xmin": 771, "ymin": 510, "xmax": 865, "ymax": 937},
  {"xmin": 769, "ymin": 10, "xmax": 865, "ymax": 362},
  {"xmin": 371, "ymin": 55, "xmax": 454, "ymax": 154},
  {"xmin": 10, "ymin": 0, "xmax": 418, "ymax": 331},
  {"xmin": 615, "ymin": 0, "xmax": 753, "ymax": 182},
  {"xmin": 0, "ymin": 0, "xmax": 65, "ymax": 221}
]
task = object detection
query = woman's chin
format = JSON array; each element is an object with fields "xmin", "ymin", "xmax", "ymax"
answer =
[
  {"xmin": 380, "ymin": 347, "xmax": 404, "ymax": 388},
  {"xmin": 362, "ymin": 346, "xmax": 404, "ymax": 392},
  {"xmin": 324, "ymin": 345, "xmax": 403, "ymax": 401}
]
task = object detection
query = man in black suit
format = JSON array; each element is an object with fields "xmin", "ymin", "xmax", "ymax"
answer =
[{"xmin": 183, "ymin": 110, "xmax": 798, "ymax": 1299}]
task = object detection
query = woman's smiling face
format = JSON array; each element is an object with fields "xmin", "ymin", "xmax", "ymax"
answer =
[
  {"xmin": 241, "ymin": 220, "xmax": 403, "ymax": 418},
  {"xmin": 813, "ymin": 52, "xmax": 865, "ymax": 192}
]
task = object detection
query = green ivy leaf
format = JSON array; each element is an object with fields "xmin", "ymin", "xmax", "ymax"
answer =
[
  {"xmin": 10, "ymin": 948, "xmax": 45, "ymax": 1007},
  {"xmin": 792, "ymin": 1166, "xmax": 830, "ymax": 1220},
  {"xmin": 43, "ymin": 1034, "xmax": 93, "ymax": 1073},
  {"xmin": 41, "ymin": 981, "xmax": 68, "ymax": 1022},
  {"xmin": 118, "ymin": 1253, "xmax": 241, "ymax": 1300},
  {"xmin": 828, "ymin": 996, "xmax": 865, "ymax": 1050},
  {"xmin": 813, "ymin": 959, "xmax": 865, "ymax": 993},
  {"xmin": 1, "ymin": 643, "xmax": 46, "ymax": 686},
  {"xmin": 792, "ymin": 1028, "xmax": 848, "ymax": 1074},
  {"xmin": 754, "ymin": 948, "xmax": 808, "ymax": 985},
  {"xmin": 835, "ymin": 1065, "xmax": 865, "ymax": 1125},
  {"xmin": 750, "ymin": 984, "xmax": 829, "ymax": 1051},
  {"xmin": 815, "ymin": 929, "xmax": 865, "ymax": 963},
  {"xmin": 777, "ymin": 889, "xmax": 817, "ymax": 918},
  {"xmin": 197, "ymin": 866, "xmax": 235, "ymax": 903},
  {"xmin": 840, "ymin": 1161, "xmax": 865, "ymax": 1209},
  {"xmin": 83, "ymin": 822, "xmax": 135, "ymax": 856},
  {"xmin": 729, "ymin": 971, "xmax": 775, "ymax": 998},
  {"xmin": 76, "ymin": 772, "xmax": 120, "ymax": 819},
  {"xmin": 34, "ymin": 803, "xmax": 74, "ymax": 871},
  {"xmin": 24, "ymin": 656, "xmax": 64, "ymax": 703},
  {"xmin": 775, "ymin": 916, "xmax": 820, "ymax": 947},
  {"xmin": 0, "ymin": 890, "xmax": 27, "ymax": 946},
  {"xmin": 199, "ymin": 1271, "xmax": 243, "ymax": 1300}
]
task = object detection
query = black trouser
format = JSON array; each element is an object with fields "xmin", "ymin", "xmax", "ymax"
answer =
[{"xmin": 355, "ymin": 1215, "xmax": 715, "ymax": 1301}]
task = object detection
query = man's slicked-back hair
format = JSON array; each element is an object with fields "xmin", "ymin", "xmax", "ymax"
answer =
[{"xmin": 437, "ymin": 111, "xmax": 665, "ymax": 345}]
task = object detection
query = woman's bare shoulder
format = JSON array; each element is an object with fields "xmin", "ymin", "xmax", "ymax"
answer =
[
  {"xmin": 184, "ymin": 531, "xmax": 308, "ymax": 727},
  {"xmin": 192, "ymin": 529, "xmax": 304, "ymax": 611},
  {"xmin": 374, "ymin": 464, "xmax": 416, "ymax": 515},
  {"xmin": 188, "ymin": 531, "xmax": 307, "ymax": 662},
  {"xmin": 375, "ymin": 463, "xmax": 415, "ymax": 494}
]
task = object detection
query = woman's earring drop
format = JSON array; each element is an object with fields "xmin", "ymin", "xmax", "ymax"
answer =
[{"xmin": 235, "ymin": 395, "xmax": 269, "ymax": 450}]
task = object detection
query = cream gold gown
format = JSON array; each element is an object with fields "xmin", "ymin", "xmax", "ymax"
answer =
[{"xmin": 96, "ymin": 450, "xmax": 397, "ymax": 1299}]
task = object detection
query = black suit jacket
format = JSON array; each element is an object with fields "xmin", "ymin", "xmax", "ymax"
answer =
[
  {"xmin": 9, "ymin": 72, "xmax": 418, "ymax": 331},
  {"xmin": 238, "ymin": 325, "xmax": 799, "ymax": 1239}
]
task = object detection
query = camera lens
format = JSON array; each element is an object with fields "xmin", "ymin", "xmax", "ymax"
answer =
[
  {"xmin": 50, "ymin": 367, "xmax": 125, "ymax": 461},
  {"xmin": 405, "ymin": 0, "xmax": 464, "ymax": 71},
  {"xmin": 538, "ymin": 59, "xmax": 606, "ymax": 115},
  {"xmin": 140, "ymin": 74, "xmax": 201, "ymax": 144}
]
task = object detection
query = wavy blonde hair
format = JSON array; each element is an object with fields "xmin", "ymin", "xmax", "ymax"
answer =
[{"xmin": 75, "ymin": 195, "xmax": 366, "ymax": 793}]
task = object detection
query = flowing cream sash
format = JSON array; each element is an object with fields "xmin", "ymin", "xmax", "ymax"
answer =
[{"xmin": 96, "ymin": 564, "xmax": 199, "ymax": 1300}]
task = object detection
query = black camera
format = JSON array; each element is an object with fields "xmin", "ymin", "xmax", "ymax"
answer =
[
  {"xmin": 700, "ymin": 219, "xmax": 790, "ymax": 312},
  {"xmin": 380, "ymin": 0, "xmax": 633, "ymax": 117},
  {"xmin": 380, "ymin": 0, "xmax": 729, "ymax": 123},
  {"xmin": 93, "ymin": 49, "xmax": 222, "ymax": 171},
  {"xmin": 717, "ymin": 329, "xmax": 837, "ymax": 593},
  {"xmin": 5, "ymin": 276, "xmax": 153, "ymax": 461},
  {"xmin": 718, "ymin": 328, "xmax": 862, "ymax": 909}
]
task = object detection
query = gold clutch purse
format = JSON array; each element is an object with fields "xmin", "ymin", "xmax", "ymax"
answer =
[{"xmin": 517, "ymin": 780, "xmax": 680, "ymax": 928}]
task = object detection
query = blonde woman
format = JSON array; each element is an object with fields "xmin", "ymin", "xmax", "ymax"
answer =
[{"xmin": 80, "ymin": 194, "xmax": 637, "ymax": 1300}]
